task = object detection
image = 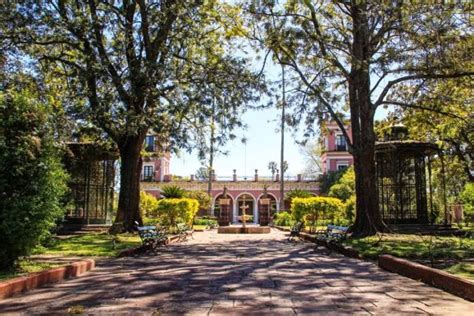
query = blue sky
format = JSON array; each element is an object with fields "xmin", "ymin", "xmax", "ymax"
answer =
[{"xmin": 171, "ymin": 50, "xmax": 390, "ymax": 178}]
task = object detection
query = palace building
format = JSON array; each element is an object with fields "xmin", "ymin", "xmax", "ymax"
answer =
[
  {"xmin": 320, "ymin": 121, "xmax": 353, "ymax": 174},
  {"xmin": 140, "ymin": 121, "xmax": 353, "ymax": 224}
]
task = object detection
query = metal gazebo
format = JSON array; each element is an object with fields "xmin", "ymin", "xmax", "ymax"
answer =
[
  {"xmin": 375, "ymin": 125, "xmax": 445, "ymax": 225},
  {"xmin": 63, "ymin": 143, "xmax": 118, "ymax": 226}
]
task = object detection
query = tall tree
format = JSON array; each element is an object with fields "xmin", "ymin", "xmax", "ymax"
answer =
[
  {"xmin": 248, "ymin": 1, "xmax": 473, "ymax": 236},
  {"xmin": 2, "ymin": 1, "xmax": 263, "ymax": 231}
]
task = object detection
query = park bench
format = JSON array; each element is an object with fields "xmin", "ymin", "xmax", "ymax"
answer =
[
  {"xmin": 315, "ymin": 225, "xmax": 350, "ymax": 246},
  {"xmin": 288, "ymin": 222, "xmax": 304, "ymax": 241},
  {"xmin": 177, "ymin": 223, "xmax": 194, "ymax": 241},
  {"xmin": 135, "ymin": 222, "xmax": 168, "ymax": 250}
]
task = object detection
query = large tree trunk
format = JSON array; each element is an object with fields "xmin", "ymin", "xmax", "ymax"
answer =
[
  {"xmin": 114, "ymin": 133, "xmax": 146, "ymax": 232},
  {"xmin": 349, "ymin": 3, "xmax": 385, "ymax": 237}
]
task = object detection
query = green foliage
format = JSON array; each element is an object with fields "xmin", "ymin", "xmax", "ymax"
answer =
[
  {"xmin": 140, "ymin": 192, "xmax": 158, "ymax": 218},
  {"xmin": 291, "ymin": 197, "xmax": 344, "ymax": 232},
  {"xmin": 328, "ymin": 167, "xmax": 355, "ymax": 201},
  {"xmin": 0, "ymin": 90, "xmax": 68, "ymax": 270},
  {"xmin": 274, "ymin": 212, "xmax": 293, "ymax": 227},
  {"xmin": 185, "ymin": 190, "xmax": 211, "ymax": 213},
  {"xmin": 344, "ymin": 195, "xmax": 356, "ymax": 223},
  {"xmin": 461, "ymin": 183, "xmax": 474, "ymax": 225},
  {"xmin": 160, "ymin": 185, "xmax": 186, "ymax": 199},
  {"xmin": 328, "ymin": 167, "xmax": 356, "ymax": 223},
  {"xmin": 319, "ymin": 170, "xmax": 346, "ymax": 195},
  {"xmin": 193, "ymin": 217, "xmax": 217, "ymax": 226},
  {"xmin": 155, "ymin": 198, "xmax": 199, "ymax": 227},
  {"xmin": 284, "ymin": 189, "xmax": 313, "ymax": 205}
]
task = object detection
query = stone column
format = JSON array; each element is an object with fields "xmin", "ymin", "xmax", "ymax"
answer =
[
  {"xmin": 233, "ymin": 169, "xmax": 237, "ymax": 182},
  {"xmin": 190, "ymin": 174, "xmax": 195, "ymax": 182},
  {"xmin": 275, "ymin": 170, "xmax": 280, "ymax": 182},
  {"xmin": 254, "ymin": 169, "xmax": 258, "ymax": 182},
  {"xmin": 297, "ymin": 174, "xmax": 302, "ymax": 182}
]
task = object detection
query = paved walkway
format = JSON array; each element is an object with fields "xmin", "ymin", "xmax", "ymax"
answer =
[{"xmin": 0, "ymin": 229, "xmax": 472, "ymax": 315}]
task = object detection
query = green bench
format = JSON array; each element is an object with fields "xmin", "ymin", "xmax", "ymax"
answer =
[
  {"xmin": 135, "ymin": 222, "xmax": 168, "ymax": 250},
  {"xmin": 315, "ymin": 225, "xmax": 349, "ymax": 246},
  {"xmin": 177, "ymin": 223, "xmax": 193, "ymax": 241}
]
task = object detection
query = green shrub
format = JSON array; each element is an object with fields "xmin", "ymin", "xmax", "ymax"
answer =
[
  {"xmin": 140, "ymin": 191, "xmax": 158, "ymax": 217},
  {"xmin": 185, "ymin": 191, "xmax": 211, "ymax": 213},
  {"xmin": 284, "ymin": 189, "xmax": 313, "ymax": 208},
  {"xmin": 193, "ymin": 217, "xmax": 217, "ymax": 226},
  {"xmin": 291, "ymin": 197, "xmax": 344, "ymax": 232},
  {"xmin": 460, "ymin": 183, "xmax": 474, "ymax": 226},
  {"xmin": 0, "ymin": 90, "xmax": 68, "ymax": 270},
  {"xmin": 344, "ymin": 195, "xmax": 356, "ymax": 223},
  {"xmin": 160, "ymin": 185, "xmax": 186, "ymax": 198},
  {"xmin": 155, "ymin": 198, "xmax": 199, "ymax": 227},
  {"xmin": 274, "ymin": 212, "xmax": 293, "ymax": 226}
]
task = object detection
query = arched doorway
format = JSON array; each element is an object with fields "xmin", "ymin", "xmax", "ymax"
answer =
[
  {"xmin": 258, "ymin": 193, "xmax": 278, "ymax": 221},
  {"xmin": 213, "ymin": 194, "xmax": 234, "ymax": 218},
  {"xmin": 236, "ymin": 193, "xmax": 256, "ymax": 224}
]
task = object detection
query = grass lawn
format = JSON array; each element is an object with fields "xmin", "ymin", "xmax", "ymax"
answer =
[
  {"xmin": 444, "ymin": 263, "xmax": 474, "ymax": 281},
  {"xmin": 33, "ymin": 233, "xmax": 141, "ymax": 257},
  {"xmin": 344, "ymin": 233, "xmax": 474, "ymax": 280},
  {"xmin": 0, "ymin": 260, "xmax": 61, "ymax": 281}
]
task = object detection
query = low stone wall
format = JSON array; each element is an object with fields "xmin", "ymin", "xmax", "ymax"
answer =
[
  {"xmin": 0, "ymin": 259, "xmax": 95, "ymax": 300},
  {"xmin": 379, "ymin": 255, "xmax": 474, "ymax": 302}
]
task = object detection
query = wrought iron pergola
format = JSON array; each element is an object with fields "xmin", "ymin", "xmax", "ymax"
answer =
[
  {"xmin": 64, "ymin": 143, "xmax": 118, "ymax": 226},
  {"xmin": 375, "ymin": 125, "xmax": 445, "ymax": 225}
]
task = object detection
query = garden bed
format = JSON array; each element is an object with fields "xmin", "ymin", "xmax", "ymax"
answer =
[{"xmin": 343, "ymin": 233, "xmax": 474, "ymax": 281}]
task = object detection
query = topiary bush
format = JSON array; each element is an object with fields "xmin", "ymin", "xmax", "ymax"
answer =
[
  {"xmin": 0, "ymin": 90, "xmax": 68, "ymax": 270},
  {"xmin": 274, "ymin": 212, "xmax": 293, "ymax": 227},
  {"xmin": 155, "ymin": 198, "xmax": 199, "ymax": 227},
  {"xmin": 291, "ymin": 197, "xmax": 344, "ymax": 232}
]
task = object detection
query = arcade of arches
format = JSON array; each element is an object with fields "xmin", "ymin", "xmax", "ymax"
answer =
[{"xmin": 141, "ymin": 181, "xmax": 320, "ymax": 224}]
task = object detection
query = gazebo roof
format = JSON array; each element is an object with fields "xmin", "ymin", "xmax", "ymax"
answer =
[
  {"xmin": 65, "ymin": 142, "xmax": 119, "ymax": 161},
  {"xmin": 375, "ymin": 140, "xmax": 439, "ymax": 155}
]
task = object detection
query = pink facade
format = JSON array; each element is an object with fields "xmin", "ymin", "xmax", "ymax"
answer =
[
  {"xmin": 141, "ymin": 134, "xmax": 171, "ymax": 182},
  {"xmin": 142, "ymin": 180, "xmax": 319, "ymax": 224},
  {"xmin": 320, "ymin": 121, "xmax": 354, "ymax": 174}
]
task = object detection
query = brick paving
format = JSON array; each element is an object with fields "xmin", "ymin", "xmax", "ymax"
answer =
[{"xmin": 0, "ymin": 229, "xmax": 472, "ymax": 315}]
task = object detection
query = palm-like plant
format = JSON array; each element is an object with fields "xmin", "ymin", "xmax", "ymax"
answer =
[
  {"xmin": 268, "ymin": 161, "xmax": 278, "ymax": 180},
  {"xmin": 160, "ymin": 185, "xmax": 186, "ymax": 199}
]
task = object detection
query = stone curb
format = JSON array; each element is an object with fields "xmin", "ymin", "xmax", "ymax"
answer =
[
  {"xmin": 117, "ymin": 234, "xmax": 183, "ymax": 257},
  {"xmin": 0, "ymin": 259, "xmax": 95, "ymax": 300},
  {"xmin": 379, "ymin": 255, "xmax": 474, "ymax": 302}
]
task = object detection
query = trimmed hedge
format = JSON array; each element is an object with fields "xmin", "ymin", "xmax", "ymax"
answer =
[
  {"xmin": 291, "ymin": 197, "xmax": 344, "ymax": 232},
  {"xmin": 155, "ymin": 198, "xmax": 199, "ymax": 227}
]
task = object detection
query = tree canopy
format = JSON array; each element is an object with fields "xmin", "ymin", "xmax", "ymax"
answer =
[
  {"xmin": 246, "ymin": 1, "xmax": 473, "ymax": 235},
  {"xmin": 1, "ymin": 1, "xmax": 265, "ymax": 230}
]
